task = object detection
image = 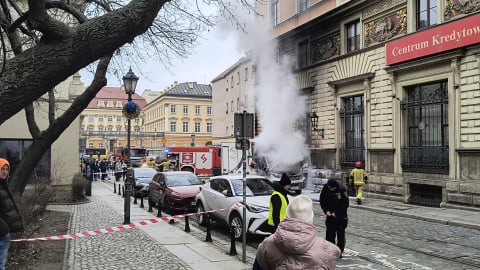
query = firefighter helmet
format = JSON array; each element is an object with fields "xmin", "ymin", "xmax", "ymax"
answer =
[{"xmin": 355, "ymin": 161, "xmax": 362, "ymax": 168}]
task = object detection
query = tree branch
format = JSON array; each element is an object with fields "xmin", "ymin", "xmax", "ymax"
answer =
[{"xmin": 25, "ymin": 103, "xmax": 41, "ymax": 138}]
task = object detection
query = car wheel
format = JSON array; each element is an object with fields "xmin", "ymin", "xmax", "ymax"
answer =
[
  {"xmin": 229, "ymin": 212, "xmax": 243, "ymax": 241},
  {"xmin": 196, "ymin": 201, "xmax": 206, "ymax": 226},
  {"xmin": 164, "ymin": 197, "xmax": 173, "ymax": 215}
]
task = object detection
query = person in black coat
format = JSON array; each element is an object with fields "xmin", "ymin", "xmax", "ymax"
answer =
[{"xmin": 320, "ymin": 178, "xmax": 349, "ymax": 255}]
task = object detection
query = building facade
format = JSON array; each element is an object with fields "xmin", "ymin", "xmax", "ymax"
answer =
[
  {"xmin": 211, "ymin": 57, "xmax": 257, "ymax": 145},
  {"xmin": 142, "ymin": 82, "xmax": 213, "ymax": 150},
  {"xmin": 258, "ymin": 0, "xmax": 480, "ymax": 207},
  {"xmin": 79, "ymin": 86, "xmax": 147, "ymax": 154}
]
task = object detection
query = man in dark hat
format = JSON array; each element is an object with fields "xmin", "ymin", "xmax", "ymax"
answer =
[
  {"xmin": 267, "ymin": 173, "xmax": 291, "ymax": 233},
  {"xmin": 320, "ymin": 178, "xmax": 349, "ymax": 257}
]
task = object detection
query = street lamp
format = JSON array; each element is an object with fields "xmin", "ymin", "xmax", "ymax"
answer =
[
  {"xmin": 191, "ymin": 133, "xmax": 196, "ymax": 147},
  {"xmin": 122, "ymin": 67, "xmax": 139, "ymax": 225}
]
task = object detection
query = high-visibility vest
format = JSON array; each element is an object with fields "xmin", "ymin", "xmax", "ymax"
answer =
[
  {"xmin": 268, "ymin": 191, "xmax": 288, "ymax": 226},
  {"xmin": 351, "ymin": 168, "xmax": 366, "ymax": 185}
]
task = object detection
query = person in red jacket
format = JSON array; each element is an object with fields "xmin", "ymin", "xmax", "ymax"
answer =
[{"xmin": 0, "ymin": 158, "xmax": 24, "ymax": 269}]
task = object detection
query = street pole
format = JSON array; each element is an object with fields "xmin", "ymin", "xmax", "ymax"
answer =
[
  {"xmin": 241, "ymin": 110, "xmax": 247, "ymax": 263},
  {"xmin": 124, "ymin": 93, "xmax": 132, "ymax": 225}
]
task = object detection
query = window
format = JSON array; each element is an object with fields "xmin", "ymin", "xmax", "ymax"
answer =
[
  {"xmin": 170, "ymin": 121, "xmax": 176, "ymax": 132},
  {"xmin": 339, "ymin": 95, "xmax": 365, "ymax": 169},
  {"xmin": 117, "ymin": 116, "xmax": 122, "ymax": 122},
  {"xmin": 347, "ymin": 20, "xmax": 361, "ymax": 52},
  {"xmin": 107, "ymin": 116, "xmax": 113, "ymax": 122},
  {"xmin": 237, "ymin": 71, "xmax": 240, "ymax": 85},
  {"xmin": 98, "ymin": 115, "xmax": 104, "ymax": 122},
  {"xmin": 98, "ymin": 143, "xmax": 104, "ymax": 148},
  {"xmin": 207, "ymin": 122, "xmax": 212, "ymax": 133},
  {"xmin": 182, "ymin": 122, "xmax": 189, "ymax": 133},
  {"xmin": 298, "ymin": 0, "xmax": 308, "ymax": 13},
  {"xmin": 87, "ymin": 127, "xmax": 94, "ymax": 132},
  {"xmin": 88, "ymin": 115, "xmax": 94, "ymax": 122},
  {"xmin": 417, "ymin": 0, "xmax": 438, "ymax": 29},
  {"xmin": 401, "ymin": 81, "xmax": 448, "ymax": 173},
  {"xmin": 271, "ymin": 0, "xmax": 279, "ymax": 27},
  {"xmin": 98, "ymin": 126, "xmax": 104, "ymax": 132},
  {"xmin": 107, "ymin": 101, "xmax": 113, "ymax": 107},
  {"xmin": 97, "ymin": 100, "xmax": 105, "ymax": 107},
  {"xmin": 183, "ymin": 105, "xmax": 188, "ymax": 114},
  {"xmin": 195, "ymin": 122, "xmax": 201, "ymax": 133},
  {"xmin": 107, "ymin": 127, "xmax": 113, "ymax": 132},
  {"xmin": 226, "ymin": 103, "xmax": 229, "ymax": 114},
  {"xmin": 171, "ymin": 104, "xmax": 176, "ymax": 114},
  {"xmin": 245, "ymin": 68, "xmax": 248, "ymax": 81},
  {"xmin": 231, "ymin": 76, "xmax": 234, "ymax": 88},
  {"xmin": 89, "ymin": 143, "xmax": 94, "ymax": 148},
  {"xmin": 116, "ymin": 101, "xmax": 123, "ymax": 108},
  {"xmin": 237, "ymin": 97, "xmax": 240, "ymax": 110},
  {"xmin": 298, "ymin": 40, "xmax": 310, "ymax": 68},
  {"xmin": 195, "ymin": 105, "xmax": 200, "ymax": 115},
  {"xmin": 207, "ymin": 106, "xmax": 212, "ymax": 115},
  {"xmin": 231, "ymin": 101, "xmax": 234, "ymax": 112}
]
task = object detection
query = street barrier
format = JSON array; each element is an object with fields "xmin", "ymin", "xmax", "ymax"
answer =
[{"xmin": 11, "ymin": 203, "xmax": 243, "ymax": 242}]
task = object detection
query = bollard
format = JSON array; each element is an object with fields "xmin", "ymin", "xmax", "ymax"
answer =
[
  {"xmin": 133, "ymin": 195, "xmax": 137, "ymax": 205},
  {"xmin": 205, "ymin": 214, "xmax": 212, "ymax": 242},
  {"xmin": 122, "ymin": 186, "xmax": 125, "ymax": 197},
  {"xmin": 140, "ymin": 196, "xmax": 144, "ymax": 208},
  {"xmin": 118, "ymin": 184, "xmax": 121, "ymax": 195},
  {"xmin": 147, "ymin": 198, "xmax": 153, "ymax": 212},
  {"xmin": 113, "ymin": 182, "xmax": 117, "ymax": 193},
  {"xmin": 229, "ymin": 225, "xmax": 238, "ymax": 256},
  {"xmin": 157, "ymin": 199, "xmax": 162, "ymax": 218},
  {"xmin": 184, "ymin": 209, "xmax": 191, "ymax": 233}
]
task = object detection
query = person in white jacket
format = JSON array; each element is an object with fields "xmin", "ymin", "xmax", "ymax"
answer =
[{"xmin": 256, "ymin": 195, "xmax": 341, "ymax": 270}]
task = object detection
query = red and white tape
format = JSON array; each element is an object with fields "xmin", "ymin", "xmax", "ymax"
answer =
[{"xmin": 11, "ymin": 203, "xmax": 244, "ymax": 242}]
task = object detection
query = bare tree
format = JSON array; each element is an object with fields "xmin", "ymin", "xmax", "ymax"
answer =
[{"xmin": 0, "ymin": 0, "xmax": 255, "ymax": 195}]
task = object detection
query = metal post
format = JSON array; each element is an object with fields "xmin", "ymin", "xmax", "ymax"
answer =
[
  {"xmin": 229, "ymin": 225, "xmax": 238, "ymax": 256},
  {"xmin": 205, "ymin": 214, "xmax": 212, "ymax": 242},
  {"xmin": 123, "ymin": 94, "xmax": 132, "ymax": 225},
  {"xmin": 184, "ymin": 209, "xmax": 191, "ymax": 233},
  {"xmin": 241, "ymin": 110, "xmax": 247, "ymax": 263},
  {"xmin": 140, "ymin": 196, "xmax": 144, "ymax": 208}
]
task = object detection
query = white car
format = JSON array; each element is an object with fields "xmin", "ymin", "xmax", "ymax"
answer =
[{"xmin": 195, "ymin": 175, "xmax": 274, "ymax": 240}]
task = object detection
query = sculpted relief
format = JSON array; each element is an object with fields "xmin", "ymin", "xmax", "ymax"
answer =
[
  {"xmin": 444, "ymin": 0, "xmax": 480, "ymax": 20},
  {"xmin": 364, "ymin": 9, "xmax": 407, "ymax": 47}
]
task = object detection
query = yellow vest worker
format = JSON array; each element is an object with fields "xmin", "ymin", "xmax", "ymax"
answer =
[
  {"xmin": 268, "ymin": 173, "xmax": 291, "ymax": 232},
  {"xmin": 350, "ymin": 161, "xmax": 368, "ymax": 204}
]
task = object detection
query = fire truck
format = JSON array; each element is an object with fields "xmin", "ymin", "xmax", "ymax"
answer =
[
  {"xmin": 164, "ymin": 146, "xmax": 221, "ymax": 176},
  {"xmin": 113, "ymin": 146, "xmax": 147, "ymax": 167}
]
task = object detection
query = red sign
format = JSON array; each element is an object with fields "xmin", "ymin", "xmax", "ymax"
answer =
[
  {"xmin": 385, "ymin": 14, "xmax": 480, "ymax": 65},
  {"xmin": 182, "ymin": 153, "xmax": 193, "ymax": 163}
]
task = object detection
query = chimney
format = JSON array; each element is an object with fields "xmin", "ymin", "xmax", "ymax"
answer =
[{"xmin": 188, "ymin": 82, "xmax": 194, "ymax": 89}]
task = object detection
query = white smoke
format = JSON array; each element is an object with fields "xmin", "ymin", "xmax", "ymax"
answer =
[{"xmin": 216, "ymin": 2, "xmax": 309, "ymax": 167}]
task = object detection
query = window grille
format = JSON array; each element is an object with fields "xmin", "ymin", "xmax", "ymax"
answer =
[{"xmin": 339, "ymin": 95, "xmax": 365, "ymax": 168}]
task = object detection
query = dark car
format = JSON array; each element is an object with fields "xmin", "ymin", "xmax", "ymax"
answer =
[
  {"xmin": 148, "ymin": 171, "xmax": 203, "ymax": 214},
  {"xmin": 132, "ymin": 167, "xmax": 157, "ymax": 198}
]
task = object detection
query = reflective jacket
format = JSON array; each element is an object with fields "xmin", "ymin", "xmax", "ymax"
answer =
[
  {"xmin": 268, "ymin": 190, "xmax": 288, "ymax": 226},
  {"xmin": 350, "ymin": 168, "xmax": 367, "ymax": 185}
]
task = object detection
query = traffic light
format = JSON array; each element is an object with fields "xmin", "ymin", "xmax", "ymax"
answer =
[{"xmin": 235, "ymin": 139, "xmax": 250, "ymax": 150}]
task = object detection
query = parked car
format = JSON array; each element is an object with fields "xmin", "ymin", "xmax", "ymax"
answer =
[
  {"xmin": 148, "ymin": 171, "xmax": 203, "ymax": 214},
  {"xmin": 195, "ymin": 175, "xmax": 275, "ymax": 241},
  {"xmin": 132, "ymin": 167, "xmax": 157, "ymax": 198}
]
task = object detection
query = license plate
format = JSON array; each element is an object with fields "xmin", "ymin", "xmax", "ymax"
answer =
[{"xmin": 190, "ymin": 201, "xmax": 196, "ymax": 206}]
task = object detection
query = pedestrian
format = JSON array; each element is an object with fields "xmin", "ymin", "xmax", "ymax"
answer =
[
  {"xmin": 350, "ymin": 161, "xmax": 368, "ymax": 205},
  {"xmin": 320, "ymin": 178, "xmax": 349, "ymax": 257},
  {"xmin": 121, "ymin": 160, "xmax": 127, "ymax": 181},
  {"xmin": 114, "ymin": 158, "xmax": 123, "ymax": 182},
  {"xmin": 256, "ymin": 195, "xmax": 341, "ymax": 270},
  {"xmin": 0, "ymin": 158, "xmax": 24, "ymax": 270},
  {"xmin": 267, "ymin": 173, "xmax": 291, "ymax": 233}
]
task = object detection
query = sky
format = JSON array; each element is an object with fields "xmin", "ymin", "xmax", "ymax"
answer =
[{"xmin": 79, "ymin": 20, "xmax": 244, "ymax": 94}]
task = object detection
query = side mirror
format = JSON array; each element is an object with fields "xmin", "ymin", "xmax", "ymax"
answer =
[{"xmin": 222, "ymin": 190, "xmax": 233, "ymax": 197}]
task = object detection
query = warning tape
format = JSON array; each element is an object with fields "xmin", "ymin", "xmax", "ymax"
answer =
[{"xmin": 11, "ymin": 203, "xmax": 244, "ymax": 242}]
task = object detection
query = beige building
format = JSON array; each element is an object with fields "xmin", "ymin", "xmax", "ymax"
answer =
[
  {"xmin": 142, "ymin": 82, "xmax": 213, "ymax": 150},
  {"xmin": 211, "ymin": 57, "xmax": 257, "ymax": 145},
  {"xmin": 141, "ymin": 89, "xmax": 163, "ymax": 103},
  {"xmin": 0, "ymin": 73, "xmax": 85, "ymax": 186},
  {"xmin": 253, "ymin": 0, "xmax": 480, "ymax": 207},
  {"xmin": 79, "ymin": 86, "xmax": 147, "ymax": 154}
]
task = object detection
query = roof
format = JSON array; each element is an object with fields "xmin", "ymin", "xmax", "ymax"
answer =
[
  {"xmin": 161, "ymin": 82, "xmax": 212, "ymax": 98},
  {"xmin": 211, "ymin": 57, "xmax": 247, "ymax": 83},
  {"xmin": 87, "ymin": 86, "xmax": 147, "ymax": 109}
]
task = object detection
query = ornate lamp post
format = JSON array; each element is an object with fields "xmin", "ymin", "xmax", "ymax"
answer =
[{"xmin": 122, "ymin": 67, "xmax": 139, "ymax": 224}]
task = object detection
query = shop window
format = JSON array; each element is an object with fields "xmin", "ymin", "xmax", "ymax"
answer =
[
  {"xmin": 417, "ymin": 0, "xmax": 438, "ymax": 30},
  {"xmin": 401, "ymin": 80, "xmax": 448, "ymax": 173},
  {"xmin": 346, "ymin": 20, "xmax": 360, "ymax": 52},
  {"xmin": 339, "ymin": 95, "xmax": 365, "ymax": 169}
]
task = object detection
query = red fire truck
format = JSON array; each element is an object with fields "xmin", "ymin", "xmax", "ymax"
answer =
[
  {"xmin": 164, "ymin": 146, "xmax": 221, "ymax": 176},
  {"xmin": 113, "ymin": 146, "xmax": 147, "ymax": 167}
]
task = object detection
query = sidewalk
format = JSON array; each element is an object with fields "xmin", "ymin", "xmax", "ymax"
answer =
[
  {"xmin": 303, "ymin": 189, "xmax": 480, "ymax": 231},
  {"xmin": 63, "ymin": 180, "xmax": 255, "ymax": 270}
]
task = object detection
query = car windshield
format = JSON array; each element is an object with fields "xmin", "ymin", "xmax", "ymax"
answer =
[
  {"xmin": 167, "ymin": 174, "xmax": 202, "ymax": 187},
  {"xmin": 231, "ymin": 178, "xmax": 273, "ymax": 196}
]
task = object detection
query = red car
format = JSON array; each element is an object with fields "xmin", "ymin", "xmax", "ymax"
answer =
[{"xmin": 148, "ymin": 171, "xmax": 203, "ymax": 214}]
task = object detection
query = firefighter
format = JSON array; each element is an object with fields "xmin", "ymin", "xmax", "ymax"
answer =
[
  {"xmin": 159, "ymin": 158, "xmax": 171, "ymax": 172},
  {"xmin": 349, "ymin": 161, "xmax": 368, "ymax": 205}
]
